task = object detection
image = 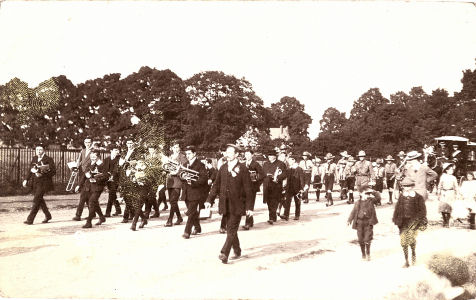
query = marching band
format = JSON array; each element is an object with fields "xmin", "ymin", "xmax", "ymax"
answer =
[{"xmin": 20, "ymin": 139, "xmax": 476, "ymax": 265}]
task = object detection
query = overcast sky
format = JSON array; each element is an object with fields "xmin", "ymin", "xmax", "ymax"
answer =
[{"xmin": 1, "ymin": 1, "xmax": 476, "ymax": 139}]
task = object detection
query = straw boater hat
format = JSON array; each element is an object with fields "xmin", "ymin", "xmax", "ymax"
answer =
[
  {"xmin": 405, "ymin": 151, "xmax": 421, "ymax": 161},
  {"xmin": 385, "ymin": 155, "xmax": 395, "ymax": 161},
  {"xmin": 325, "ymin": 153, "xmax": 334, "ymax": 160},
  {"xmin": 340, "ymin": 151, "xmax": 349, "ymax": 157},
  {"xmin": 441, "ymin": 162, "xmax": 454, "ymax": 173},
  {"xmin": 302, "ymin": 151, "xmax": 312, "ymax": 157},
  {"xmin": 347, "ymin": 156, "xmax": 356, "ymax": 162},
  {"xmin": 357, "ymin": 150, "xmax": 366, "ymax": 157}
]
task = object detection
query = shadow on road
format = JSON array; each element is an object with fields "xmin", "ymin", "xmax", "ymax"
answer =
[{"xmin": 0, "ymin": 244, "xmax": 57, "ymax": 257}]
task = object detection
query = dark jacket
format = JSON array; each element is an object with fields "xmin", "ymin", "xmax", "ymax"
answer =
[
  {"xmin": 206, "ymin": 161, "xmax": 253, "ymax": 216},
  {"xmin": 207, "ymin": 167, "xmax": 218, "ymax": 184},
  {"xmin": 262, "ymin": 160, "xmax": 287, "ymax": 203},
  {"xmin": 166, "ymin": 152, "xmax": 188, "ymax": 189},
  {"xmin": 286, "ymin": 166, "xmax": 305, "ymax": 195},
  {"xmin": 25, "ymin": 155, "xmax": 56, "ymax": 192},
  {"xmin": 245, "ymin": 159, "xmax": 264, "ymax": 193},
  {"xmin": 78, "ymin": 161, "xmax": 109, "ymax": 193},
  {"xmin": 181, "ymin": 159, "xmax": 208, "ymax": 203},
  {"xmin": 392, "ymin": 191, "xmax": 426, "ymax": 228},
  {"xmin": 347, "ymin": 199, "xmax": 378, "ymax": 229},
  {"xmin": 103, "ymin": 156, "xmax": 120, "ymax": 183}
]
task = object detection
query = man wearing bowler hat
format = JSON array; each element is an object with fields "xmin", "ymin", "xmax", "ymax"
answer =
[{"xmin": 205, "ymin": 144, "xmax": 253, "ymax": 264}]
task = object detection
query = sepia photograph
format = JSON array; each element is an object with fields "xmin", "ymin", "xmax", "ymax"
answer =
[{"xmin": 1, "ymin": 1, "xmax": 476, "ymax": 299}]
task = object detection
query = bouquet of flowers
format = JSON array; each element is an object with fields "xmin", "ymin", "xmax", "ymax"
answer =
[{"xmin": 125, "ymin": 160, "xmax": 147, "ymax": 186}]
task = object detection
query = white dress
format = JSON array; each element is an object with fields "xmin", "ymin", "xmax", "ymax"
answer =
[{"xmin": 454, "ymin": 180, "xmax": 476, "ymax": 218}]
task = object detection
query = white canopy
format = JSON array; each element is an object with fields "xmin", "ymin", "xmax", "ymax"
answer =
[{"xmin": 434, "ymin": 136, "xmax": 469, "ymax": 142}]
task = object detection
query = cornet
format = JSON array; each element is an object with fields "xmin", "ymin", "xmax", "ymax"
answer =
[{"xmin": 162, "ymin": 159, "xmax": 199, "ymax": 182}]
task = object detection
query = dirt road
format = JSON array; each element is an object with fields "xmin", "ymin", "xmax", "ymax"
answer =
[{"xmin": 0, "ymin": 191, "xmax": 474, "ymax": 299}]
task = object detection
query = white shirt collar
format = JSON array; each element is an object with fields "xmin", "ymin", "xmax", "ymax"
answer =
[
  {"xmin": 228, "ymin": 159, "xmax": 238, "ymax": 171},
  {"xmin": 188, "ymin": 157, "xmax": 196, "ymax": 166}
]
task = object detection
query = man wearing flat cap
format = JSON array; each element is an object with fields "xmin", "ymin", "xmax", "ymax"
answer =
[
  {"xmin": 400, "ymin": 151, "xmax": 437, "ymax": 201},
  {"xmin": 205, "ymin": 144, "xmax": 253, "ymax": 264}
]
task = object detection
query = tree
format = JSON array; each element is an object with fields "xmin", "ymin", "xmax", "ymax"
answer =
[
  {"xmin": 269, "ymin": 96, "xmax": 312, "ymax": 147},
  {"xmin": 183, "ymin": 71, "xmax": 268, "ymax": 151},
  {"xmin": 350, "ymin": 88, "xmax": 389, "ymax": 119},
  {"xmin": 319, "ymin": 107, "xmax": 347, "ymax": 135}
]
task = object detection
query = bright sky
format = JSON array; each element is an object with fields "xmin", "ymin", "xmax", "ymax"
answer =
[{"xmin": 1, "ymin": 1, "xmax": 476, "ymax": 139}]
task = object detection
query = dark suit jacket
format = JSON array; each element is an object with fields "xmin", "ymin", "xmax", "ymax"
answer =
[
  {"xmin": 103, "ymin": 156, "xmax": 120, "ymax": 183},
  {"xmin": 246, "ymin": 159, "xmax": 264, "ymax": 193},
  {"xmin": 392, "ymin": 192, "xmax": 426, "ymax": 228},
  {"xmin": 262, "ymin": 160, "xmax": 287, "ymax": 203},
  {"xmin": 286, "ymin": 166, "xmax": 305, "ymax": 195},
  {"xmin": 25, "ymin": 155, "xmax": 56, "ymax": 192},
  {"xmin": 207, "ymin": 167, "xmax": 218, "ymax": 184},
  {"xmin": 181, "ymin": 159, "xmax": 208, "ymax": 203},
  {"xmin": 78, "ymin": 148, "xmax": 92, "ymax": 173},
  {"xmin": 206, "ymin": 161, "xmax": 253, "ymax": 216},
  {"xmin": 78, "ymin": 161, "xmax": 109, "ymax": 193},
  {"xmin": 347, "ymin": 199, "xmax": 378, "ymax": 229}
]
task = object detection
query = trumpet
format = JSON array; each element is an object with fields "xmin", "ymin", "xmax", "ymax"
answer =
[{"xmin": 162, "ymin": 160, "xmax": 199, "ymax": 182}]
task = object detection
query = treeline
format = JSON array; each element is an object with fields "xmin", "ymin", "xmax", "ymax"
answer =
[
  {"xmin": 1, "ymin": 62, "xmax": 475, "ymax": 156},
  {"xmin": 313, "ymin": 62, "xmax": 476, "ymax": 157},
  {"xmin": 0, "ymin": 67, "xmax": 311, "ymax": 151}
]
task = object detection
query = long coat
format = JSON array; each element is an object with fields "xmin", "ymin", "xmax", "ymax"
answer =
[
  {"xmin": 402, "ymin": 164, "xmax": 438, "ymax": 200},
  {"xmin": 262, "ymin": 160, "xmax": 287, "ymax": 204},
  {"xmin": 206, "ymin": 161, "xmax": 253, "ymax": 216},
  {"xmin": 245, "ymin": 159, "xmax": 264, "ymax": 193},
  {"xmin": 25, "ymin": 155, "xmax": 56, "ymax": 192},
  {"xmin": 103, "ymin": 156, "xmax": 120, "ymax": 183},
  {"xmin": 286, "ymin": 166, "xmax": 305, "ymax": 196},
  {"xmin": 181, "ymin": 159, "xmax": 208, "ymax": 203}
]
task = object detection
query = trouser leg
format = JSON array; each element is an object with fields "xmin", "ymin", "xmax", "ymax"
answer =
[
  {"xmin": 220, "ymin": 214, "xmax": 242, "ymax": 257},
  {"xmin": 27, "ymin": 189, "xmax": 47, "ymax": 223}
]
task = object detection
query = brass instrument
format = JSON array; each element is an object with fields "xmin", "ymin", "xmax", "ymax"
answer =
[
  {"xmin": 31, "ymin": 162, "xmax": 51, "ymax": 177},
  {"xmin": 66, "ymin": 151, "xmax": 82, "ymax": 192},
  {"xmin": 249, "ymin": 170, "xmax": 257, "ymax": 182},
  {"xmin": 273, "ymin": 167, "xmax": 282, "ymax": 183},
  {"xmin": 162, "ymin": 159, "xmax": 199, "ymax": 182}
]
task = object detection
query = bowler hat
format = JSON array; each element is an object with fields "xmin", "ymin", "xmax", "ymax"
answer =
[
  {"xmin": 226, "ymin": 144, "xmax": 241, "ymax": 152},
  {"xmin": 401, "ymin": 177, "xmax": 416, "ymax": 187},
  {"xmin": 302, "ymin": 151, "xmax": 311, "ymax": 157},
  {"xmin": 347, "ymin": 156, "xmax": 356, "ymax": 162}
]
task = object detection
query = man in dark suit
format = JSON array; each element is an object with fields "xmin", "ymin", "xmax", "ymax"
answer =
[
  {"xmin": 165, "ymin": 142, "xmax": 188, "ymax": 227},
  {"xmin": 119, "ymin": 139, "xmax": 142, "ymax": 223},
  {"xmin": 181, "ymin": 146, "xmax": 208, "ymax": 239},
  {"xmin": 78, "ymin": 149, "xmax": 109, "ymax": 228},
  {"xmin": 262, "ymin": 150, "xmax": 287, "ymax": 224},
  {"xmin": 103, "ymin": 144, "xmax": 122, "ymax": 217},
  {"xmin": 205, "ymin": 144, "xmax": 253, "ymax": 264},
  {"xmin": 242, "ymin": 148, "xmax": 264, "ymax": 230},
  {"xmin": 23, "ymin": 144, "xmax": 56, "ymax": 225},
  {"xmin": 282, "ymin": 155, "xmax": 306, "ymax": 221},
  {"xmin": 72, "ymin": 137, "xmax": 94, "ymax": 221}
]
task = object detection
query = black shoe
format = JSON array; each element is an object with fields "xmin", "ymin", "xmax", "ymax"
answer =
[
  {"xmin": 161, "ymin": 206, "xmax": 168, "ymax": 211},
  {"xmin": 129, "ymin": 216, "xmax": 134, "ymax": 220},
  {"xmin": 294, "ymin": 216, "xmax": 300, "ymax": 220},
  {"xmin": 121, "ymin": 218, "xmax": 129, "ymax": 223},
  {"xmin": 218, "ymin": 253, "xmax": 228, "ymax": 264},
  {"xmin": 42, "ymin": 216, "xmax": 52, "ymax": 223},
  {"xmin": 139, "ymin": 219, "xmax": 148, "ymax": 228},
  {"xmin": 182, "ymin": 233, "xmax": 190, "ymax": 239},
  {"xmin": 230, "ymin": 252, "xmax": 241, "ymax": 260},
  {"xmin": 24, "ymin": 220, "xmax": 33, "ymax": 225},
  {"xmin": 267, "ymin": 220, "xmax": 274, "ymax": 225},
  {"xmin": 82, "ymin": 222, "xmax": 92, "ymax": 229},
  {"xmin": 130, "ymin": 223, "xmax": 137, "ymax": 231},
  {"xmin": 164, "ymin": 221, "xmax": 173, "ymax": 227},
  {"xmin": 242, "ymin": 225, "xmax": 250, "ymax": 230},
  {"xmin": 72, "ymin": 216, "xmax": 81, "ymax": 221},
  {"xmin": 151, "ymin": 212, "xmax": 160, "ymax": 218},
  {"xmin": 174, "ymin": 219, "xmax": 183, "ymax": 225},
  {"xmin": 105, "ymin": 214, "xmax": 112, "ymax": 218},
  {"xmin": 192, "ymin": 228, "xmax": 201, "ymax": 235},
  {"xmin": 403, "ymin": 261, "xmax": 410, "ymax": 268},
  {"xmin": 95, "ymin": 218, "xmax": 106, "ymax": 225},
  {"xmin": 387, "ymin": 201, "xmax": 393, "ymax": 205},
  {"xmin": 113, "ymin": 212, "xmax": 121, "ymax": 216},
  {"xmin": 219, "ymin": 228, "xmax": 226, "ymax": 234},
  {"xmin": 279, "ymin": 215, "xmax": 289, "ymax": 221},
  {"xmin": 304, "ymin": 200, "xmax": 309, "ymax": 204}
]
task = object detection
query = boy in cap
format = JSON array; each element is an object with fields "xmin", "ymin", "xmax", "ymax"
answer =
[
  {"xmin": 392, "ymin": 177, "xmax": 427, "ymax": 267},
  {"xmin": 347, "ymin": 184, "xmax": 378, "ymax": 261}
]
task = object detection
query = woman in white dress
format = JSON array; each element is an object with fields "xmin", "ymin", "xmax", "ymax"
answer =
[
  {"xmin": 437, "ymin": 163, "xmax": 459, "ymax": 227},
  {"xmin": 456, "ymin": 171, "xmax": 476, "ymax": 228}
]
